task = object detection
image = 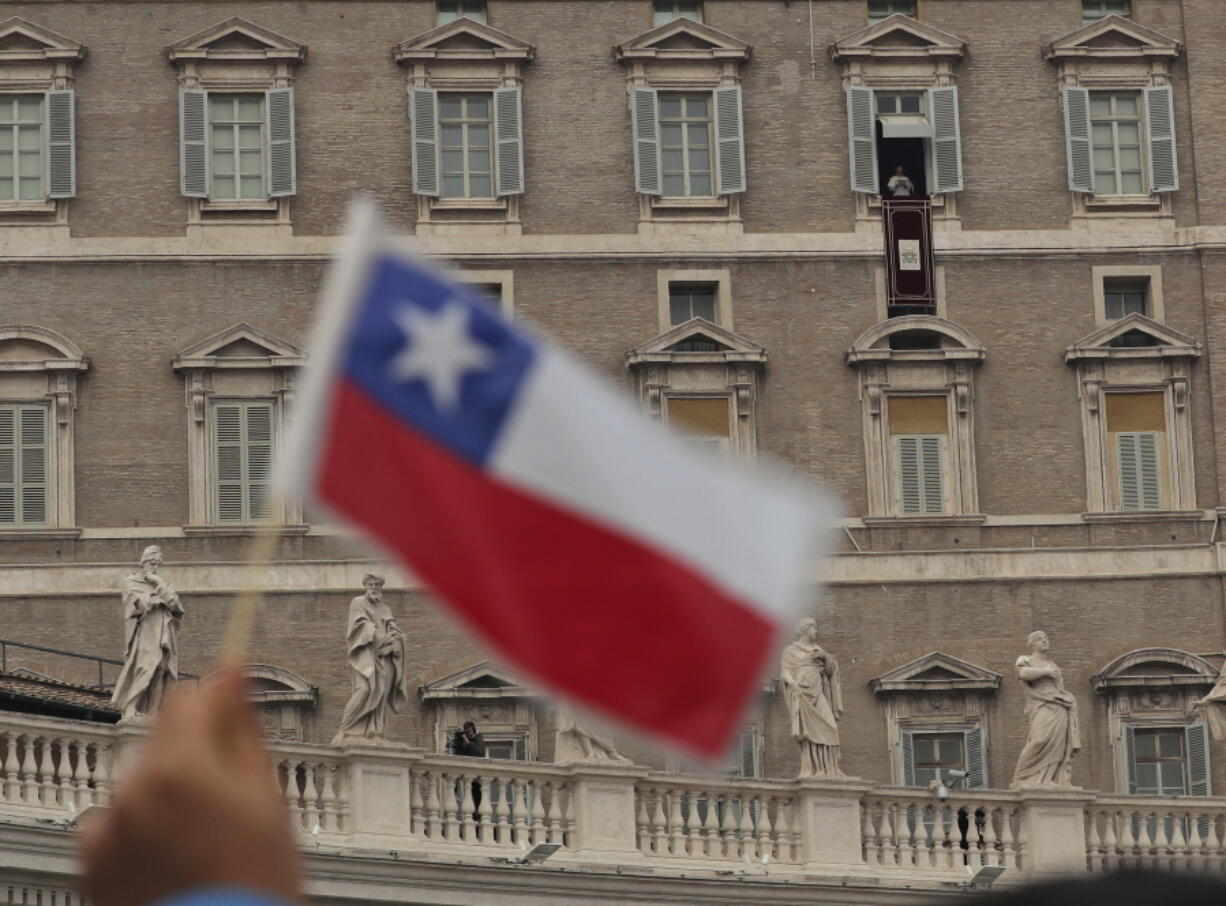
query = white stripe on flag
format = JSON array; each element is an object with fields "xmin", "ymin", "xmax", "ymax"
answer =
[{"xmin": 491, "ymin": 349, "xmax": 827, "ymax": 622}]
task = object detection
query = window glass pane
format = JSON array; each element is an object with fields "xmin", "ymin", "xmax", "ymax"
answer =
[
  {"xmin": 0, "ymin": 179, "xmax": 11, "ymax": 201},
  {"xmin": 212, "ymin": 126, "xmax": 234, "ymax": 150},
  {"xmin": 468, "ymin": 96, "xmax": 489, "ymax": 119},
  {"xmin": 663, "ymin": 174, "xmax": 684, "ymax": 196},
  {"xmin": 686, "ymin": 96, "xmax": 708, "ymax": 118},
  {"xmin": 469, "ymin": 174, "xmax": 492, "ymax": 197},
  {"xmin": 237, "ymin": 95, "xmax": 263, "ymax": 121},
  {"xmin": 212, "ymin": 152, "xmax": 234, "ymax": 176},
  {"xmin": 443, "ymin": 175, "xmax": 465, "ymax": 196},
  {"xmin": 1089, "ymin": 96, "xmax": 1112, "ymax": 117},
  {"xmin": 1158, "ymin": 732, "xmax": 1183, "ymax": 758},
  {"xmin": 662, "ymin": 149, "xmax": 684, "ymax": 172},
  {"xmin": 899, "ymin": 95, "xmax": 922, "ymax": 114},
  {"xmin": 912, "ymin": 737, "xmax": 935, "ymax": 763},
  {"xmin": 914, "ymin": 767, "xmax": 936, "ymax": 788},
  {"xmin": 876, "ymin": 95, "xmax": 897, "ymax": 115},
  {"xmin": 16, "ymin": 96, "xmax": 41, "ymax": 121},
  {"xmin": 439, "ymin": 97, "xmax": 464, "ymax": 120},
  {"xmin": 16, "ymin": 127, "xmax": 39, "ymax": 152},
  {"xmin": 689, "ymin": 173, "xmax": 711, "ymax": 196},
  {"xmin": 441, "ymin": 150, "xmax": 463, "ymax": 172},
  {"xmin": 1135, "ymin": 731, "xmax": 1157, "ymax": 759},
  {"xmin": 1160, "ymin": 760, "xmax": 1185, "ymax": 792},
  {"xmin": 239, "ymin": 149, "xmax": 262, "ymax": 177},
  {"xmin": 689, "ymin": 148, "xmax": 710, "ymax": 173},
  {"xmin": 212, "ymin": 175, "xmax": 235, "ymax": 198},
  {"xmin": 240, "ymin": 175, "xmax": 263, "ymax": 198},
  {"xmin": 209, "ymin": 95, "xmax": 232, "ymax": 119},
  {"xmin": 18, "ymin": 176, "xmax": 39, "ymax": 201},
  {"xmin": 468, "ymin": 124, "xmax": 489, "ymax": 148},
  {"xmin": 659, "ymin": 96, "xmax": 682, "ymax": 119},
  {"xmin": 1135, "ymin": 762, "xmax": 1158, "ymax": 790},
  {"xmin": 238, "ymin": 125, "xmax": 263, "ymax": 150},
  {"xmin": 0, "ymin": 130, "xmax": 10, "ymax": 152},
  {"xmin": 17, "ymin": 152, "xmax": 38, "ymax": 177}
]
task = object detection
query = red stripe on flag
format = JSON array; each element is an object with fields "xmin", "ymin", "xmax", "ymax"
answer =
[{"xmin": 317, "ymin": 380, "xmax": 776, "ymax": 758}]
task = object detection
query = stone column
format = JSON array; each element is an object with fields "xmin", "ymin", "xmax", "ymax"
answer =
[
  {"xmin": 795, "ymin": 776, "xmax": 876, "ymax": 876},
  {"xmin": 565, "ymin": 763, "xmax": 648, "ymax": 862},
  {"xmin": 1016, "ymin": 787, "xmax": 1092, "ymax": 878},
  {"xmin": 342, "ymin": 741, "xmax": 424, "ymax": 849}
]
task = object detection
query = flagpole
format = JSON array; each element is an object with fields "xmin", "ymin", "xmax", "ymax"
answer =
[{"xmin": 220, "ymin": 515, "xmax": 284, "ymax": 658}]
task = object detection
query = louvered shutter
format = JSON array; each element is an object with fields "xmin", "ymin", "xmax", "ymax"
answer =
[
  {"xmin": 1062, "ymin": 86, "xmax": 1093, "ymax": 193},
  {"xmin": 1117, "ymin": 432, "xmax": 1161, "ymax": 511},
  {"xmin": 215, "ymin": 404, "xmax": 244, "ymax": 522},
  {"xmin": 46, "ymin": 90, "xmax": 75, "ymax": 199},
  {"xmin": 246, "ymin": 404, "xmax": 273, "ymax": 521},
  {"xmin": 1187, "ymin": 723, "xmax": 1210, "ymax": 796},
  {"xmin": 735, "ymin": 728, "xmax": 759, "ymax": 778},
  {"xmin": 19, "ymin": 408, "xmax": 46, "ymax": 525},
  {"xmin": 514, "ymin": 735, "xmax": 529, "ymax": 761},
  {"xmin": 901, "ymin": 730, "xmax": 916, "ymax": 787},
  {"xmin": 1137, "ymin": 432, "xmax": 1161, "ymax": 509},
  {"xmin": 929, "ymin": 86, "xmax": 963, "ymax": 194},
  {"xmin": 266, "ymin": 88, "xmax": 296, "ymax": 198},
  {"xmin": 0, "ymin": 409, "xmax": 15, "ymax": 525},
  {"xmin": 920, "ymin": 435, "xmax": 943, "ymax": 513},
  {"xmin": 846, "ymin": 85, "xmax": 878, "ymax": 194},
  {"xmin": 410, "ymin": 87, "xmax": 440, "ymax": 197},
  {"xmin": 179, "ymin": 89, "xmax": 209, "ymax": 198},
  {"xmin": 630, "ymin": 87, "xmax": 661, "ymax": 195},
  {"xmin": 964, "ymin": 728, "xmax": 986, "ymax": 790},
  {"xmin": 713, "ymin": 85, "xmax": 746, "ymax": 195},
  {"xmin": 493, "ymin": 87, "xmax": 524, "ymax": 196},
  {"xmin": 1124, "ymin": 725, "xmax": 1138, "ymax": 793},
  {"xmin": 897, "ymin": 435, "xmax": 921, "ymax": 514},
  {"xmin": 1144, "ymin": 85, "xmax": 1178, "ymax": 193}
]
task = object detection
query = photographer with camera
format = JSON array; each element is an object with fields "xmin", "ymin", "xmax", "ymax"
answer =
[{"xmin": 448, "ymin": 721, "xmax": 486, "ymax": 818}]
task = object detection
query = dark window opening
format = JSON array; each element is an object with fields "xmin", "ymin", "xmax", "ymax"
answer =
[
  {"xmin": 669, "ymin": 283, "xmax": 718, "ymax": 326},
  {"xmin": 877, "ymin": 121, "xmax": 927, "ymax": 197},
  {"xmin": 1110, "ymin": 329, "xmax": 1157, "ymax": 349},
  {"xmin": 888, "ymin": 330, "xmax": 942, "ymax": 350},
  {"xmin": 670, "ymin": 333, "xmax": 723, "ymax": 353}
]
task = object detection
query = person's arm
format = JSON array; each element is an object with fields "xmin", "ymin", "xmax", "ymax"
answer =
[{"xmin": 80, "ymin": 663, "xmax": 301, "ymax": 906}]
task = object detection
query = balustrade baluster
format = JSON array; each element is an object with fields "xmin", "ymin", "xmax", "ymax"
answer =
[
  {"xmin": 546, "ymin": 780, "xmax": 562, "ymax": 845},
  {"xmin": 459, "ymin": 775, "xmax": 476, "ymax": 842},
  {"xmin": 775, "ymin": 797, "xmax": 794, "ymax": 863},
  {"xmin": 635, "ymin": 791, "xmax": 649, "ymax": 854},
  {"xmin": 1206, "ymin": 812, "xmax": 1223, "ymax": 869},
  {"xmin": 20, "ymin": 735, "xmax": 38, "ymax": 803},
  {"xmin": 758, "ymin": 796, "xmax": 775, "ymax": 863},
  {"xmin": 649, "ymin": 789, "xmax": 665, "ymax": 855},
  {"xmin": 282, "ymin": 761, "xmax": 303, "ymax": 828},
  {"xmin": 441, "ymin": 773, "xmax": 458, "ymax": 840},
  {"xmin": 52, "ymin": 738, "xmax": 71, "ymax": 812},
  {"xmin": 563, "ymin": 782, "xmax": 575, "ymax": 848},
  {"xmin": 861, "ymin": 800, "xmax": 878, "ymax": 864},
  {"xmin": 37, "ymin": 737, "xmax": 55, "ymax": 807},
  {"xmin": 719, "ymin": 794, "xmax": 737, "ymax": 859},
  {"xmin": 510, "ymin": 778, "xmax": 528, "ymax": 847},
  {"xmin": 668, "ymin": 788, "xmax": 685, "ymax": 856},
  {"xmin": 737, "ymin": 794, "xmax": 755, "ymax": 861},
  {"xmin": 884, "ymin": 801, "xmax": 901, "ymax": 867},
  {"xmin": 320, "ymin": 764, "xmax": 340, "ymax": 834},
  {"xmin": 3, "ymin": 731, "xmax": 19, "ymax": 801},
  {"xmin": 533, "ymin": 780, "xmax": 549, "ymax": 845},
  {"xmin": 72, "ymin": 740, "xmax": 92, "ymax": 812},
  {"xmin": 301, "ymin": 763, "xmax": 320, "ymax": 832},
  {"xmin": 1085, "ymin": 808, "xmax": 1101, "ymax": 871},
  {"xmin": 421, "ymin": 771, "xmax": 440, "ymax": 840},
  {"xmin": 1101, "ymin": 809, "xmax": 1119, "ymax": 872},
  {"xmin": 700, "ymin": 789, "xmax": 718, "ymax": 858},
  {"xmin": 997, "ymin": 806, "xmax": 1017, "ymax": 870}
]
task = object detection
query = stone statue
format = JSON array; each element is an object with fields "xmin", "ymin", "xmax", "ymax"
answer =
[
  {"xmin": 111, "ymin": 545, "xmax": 183, "ymax": 720},
  {"xmin": 334, "ymin": 574, "xmax": 408, "ymax": 743},
  {"xmin": 1195, "ymin": 663, "xmax": 1226, "ymax": 740},
  {"xmin": 554, "ymin": 704, "xmax": 630, "ymax": 764},
  {"xmin": 780, "ymin": 617, "xmax": 844, "ymax": 778},
  {"xmin": 1011, "ymin": 630, "xmax": 1081, "ymax": 788}
]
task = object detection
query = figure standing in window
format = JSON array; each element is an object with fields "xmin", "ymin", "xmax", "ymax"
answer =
[
  {"xmin": 780, "ymin": 617, "xmax": 845, "ymax": 778},
  {"xmin": 112, "ymin": 545, "xmax": 184, "ymax": 721},
  {"xmin": 1011, "ymin": 630, "xmax": 1081, "ymax": 787},
  {"xmin": 334, "ymin": 574, "xmax": 408, "ymax": 742},
  {"xmin": 887, "ymin": 165, "xmax": 914, "ymax": 197}
]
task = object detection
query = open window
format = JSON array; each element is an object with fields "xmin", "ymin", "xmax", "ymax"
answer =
[{"xmin": 420, "ymin": 661, "xmax": 539, "ymax": 760}]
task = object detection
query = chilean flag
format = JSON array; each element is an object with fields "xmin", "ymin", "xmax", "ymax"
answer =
[{"xmin": 283, "ymin": 201, "xmax": 832, "ymax": 760}]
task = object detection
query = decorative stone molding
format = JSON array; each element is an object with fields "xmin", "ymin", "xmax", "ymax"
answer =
[
  {"xmin": 1091, "ymin": 648, "xmax": 1216, "ymax": 794},
  {"xmin": 871, "ymin": 651, "xmax": 1000, "ymax": 787},
  {"xmin": 831, "ymin": 15, "xmax": 967, "ymax": 228},
  {"xmin": 167, "ymin": 19, "xmax": 306, "ymax": 230},
  {"xmin": 846, "ymin": 316, "xmax": 984, "ymax": 520},
  {"xmin": 205, "ymin": 663, "xmax": 318, "ymax": 741},
  {"xmin": 419, "ymin": 661, "xmax": 539, "ymax": 758},
  {"xmin": 395, "ymin": 19, "xmax": 533, "ymax": 237},
  {"xmin": 626, "ymin": 318, "xmax": 765, "ymax": 457},
  {"xmin": 615, "ymin": 19, "xmax": 751, "ymax": 234},
  {"xmin": 0, "ymin": 325, "xmax": 88, "ymax": 532},
  {"xmin": 1064, "ymin": 314, "xmax": 1200, "ymax": 515},
  {"xmin": 172, "ymin": 322, "xmax": 304, "ymax": 528},
  {"xmin": 1047, "ymin": 17, "xmax": 1182, "ymax": 221}
]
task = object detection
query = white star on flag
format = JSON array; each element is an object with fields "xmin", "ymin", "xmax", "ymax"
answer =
[{"xmin": 389, "ymin": 302, "xmax": 492, "ymax": 411}]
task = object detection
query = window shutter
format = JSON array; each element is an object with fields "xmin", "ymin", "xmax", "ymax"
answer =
[
  {"xmin": 515, "ymin": 735, "xmax": 529, "ymax": 761},
  {"xmin": 920, "ymin": 435, "xmax": 944, "ymax": 513},
  {"xmin": 901, "ymin": 730, "xmax": 916, "ymax": 786},
  {"xmin": 410, "ymin": 87, "xmax": 441, "ymax": 197},
  {"xmin": 215, "ymin": 405, "xmax": 244, "ymax": 522},
  {"xmin": 1124, "ymin": 725, "xmax": 1138, "ymax": 794},
  {"xmin": 1062, "ymin": 86, "xmax": 1094, "ymax": 193},
  {"xmin": 1144, "ymin": 85, "xmax": 1178, "ymax": 193},
  {"xmin": 713, "ymin": 85, "xmax": 746, "ymax": 195},
  {"xmin": 630, "ymin": 87, "xmax": 661, "ymax": 195},
  {"xmin": 964, "ymin": 728, "xmax": 986, "ymax": 790},
  {"xmin": 1137, "ymin": 431, "xmax": 1161, "ymax": 510},
  {"xmin": 493, "ymin": 86, "xmax": 524, "ymax": 197},
  {"xmin": 179, "ymin": 89, "xmax": 209, "ymax": 198},
  {"xmin": 736, "ymin": 728, "xmax": 759, "ymax": 778},
  {"xmin": 1118, "ymin": 432, "xmax": 1140, "ymax": 510},
  {"xmin": 46, "ymin": 90, "xmax": 75, "ymax": 199},
  {"xmin": 0, "ymin": 409, "xmax": 15, "ymax": 525},
  {"xmin": 266, "ymin": 88, "xmax": 296, "ymax": 198},
  {"xmin": 897, "ymin": 435, "xmax": 921, "ymax": 514},
  {"xmin": 1187, "ymin": 723, "xmax": 1210, "ymax": 796},
  {"xmin": 19, "ymin": 408, "xmax": 46, "ymax": 525},
  {"xmin": 846, "ymin": 85, "xmax": 877, "ymax": 194},
  {"xmin": 246, "ymin": 404, "xmax": 273, "ymax": 521},
  {"xmin": 929, "ymin": 86, "xmax": 963, "ymax": 194}
]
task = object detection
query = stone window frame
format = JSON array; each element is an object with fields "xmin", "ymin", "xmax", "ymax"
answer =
[
  {"xmin": 656, "ymin": 268, "xmax": 732, "ymax": 333},
  {"xmin": 172, "ymin": 322, "xmax": 305, "ymax": 533},
  {"xmin": 0, "ymin": 18, "xmax": 85, "ymax": 225},
  {"xmin": 1092, "ymin": 264, "xmax": 1164, "ymax": 326},
  {"xmin": 204, "ymin": 663, "xmax": 318, "ymax": 742},
  {"xmin": 1091, "ymin": 648, "xmax": 1216, "ymax": 795},
  {"xmin": 615, "ymin": 18, "xmax": 751, "ymax": 235},
  {"xmin": 830, "ymin": 15, "xmax": 967, "ymax": 230},
  {"xmin": 0, "ymin": 325, "xmax": 87, "ymax": 537},
  {"xmin": 626, "ymin": 318, "xmax": 765, "ymax": 458},
  {"xmin": 166, "ymin": 18, "xmax": 305, "ymax": 232},
  {"xmin": 846, "ymin": 315, "xmax": 985, "ymax": 524},
  {"xmin": 419, "ymin": 660, "xmax": 539, "ymax": 760},
  {"xmin": 870, "ymin": 651, "xmax": 1001, "ymax": 789},
  {"xmin": 450, "ymin": 268, "xmax": 514, "ymax": 318},
  {"xmin": 395, "ymin": 19, "xmax": 533, "ymax": 237},
  {"xmin": 1064, "ymin": 314, "xmax": 1200, "ymax": 518},
  {"xmin": 1046, "ymin": 16, "xmax": 1181, "ymax": 222},
  {"xmin": 437, "ymin": 0, "xmax": 488, "ymax": 26}
]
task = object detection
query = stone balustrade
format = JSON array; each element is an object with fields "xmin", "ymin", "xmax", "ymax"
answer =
[{"xmin": 9, "ymin": 710, "xmax": 1226, "ymax": 886}]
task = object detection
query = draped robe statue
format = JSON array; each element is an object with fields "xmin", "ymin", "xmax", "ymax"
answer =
[
  {"xmin": 1011, "ymin": 630, "xmax": 1081, "ymax": 788},
  {"xmin": 111, "ymin": 546, "xmax": 183, "ymax": 720},
  {"xmin": 1195, "ymin": 665, "xmax": 1226, "ymax": 740},
  {"xmin": 554, "ymin": 704, "xmax": 630, "ymax": 764},
  {"xmin": 780, "ymin": 618, "xmax": 845, "ymax": 778},
  {"xmin": 334, "ymin": 576, "xmax": 408, "ymax": 742}
]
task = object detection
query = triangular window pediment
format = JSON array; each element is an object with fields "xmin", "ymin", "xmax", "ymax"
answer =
[
  {"xmin": 1047, "ymin": 16, "xmax": 1180, "ymax": 61},
  {"xmin": 616, "ymin": 19, "xmax": 751, "ymax": 61},
  {"xmin": 395, "ymin": 19, "xmax": 533, "ymax": 61},
  {"xmin": 0, "ymin": 18, "xmax": 85, "ymax": 61},
  {"xmin": 871, "ymin": 651, "xmax": 1001, "ymax": 694},
  {"xmin": 167, "ymin": 18, "xmax": 306, "ymax": 63},
  {"xmin": 173, "ymin": 323, "xmax": 304, "ymax": 370},
  {"xmin": 627, "ymin": 318, "xmax": 766, "ymax": 365},
  {"xmin": 1065, "ymin": 313, "xmax": 1200, "ymax": 361},
  {"xmin": 419, "ymin": 660, "xmax": 536, "ymax": 699},
  {"xmin": 831, "ymin": 15, "xmax": 965, "ymax": 60}
]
